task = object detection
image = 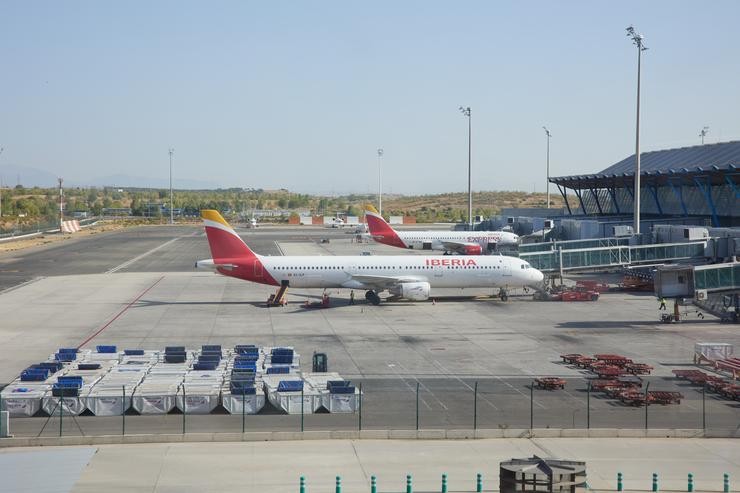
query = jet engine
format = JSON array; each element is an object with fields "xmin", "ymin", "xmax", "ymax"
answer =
[
  {"xmin": 462, "ymin": 244, "xmax": 483, "ymax": 255},
  {"xmin": 390, "ymin": 282, "xmax": 431, "ymax": 301}
]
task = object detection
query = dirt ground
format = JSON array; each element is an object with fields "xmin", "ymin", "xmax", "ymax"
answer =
[{"xmin": 0, "ymin": 222, "xmax": 130, "ymax": 254}]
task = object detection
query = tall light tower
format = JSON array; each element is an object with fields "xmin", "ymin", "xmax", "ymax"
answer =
[
  {"xmin": 459, "ymin": 106, "xmax": 472, "ymax": 230},
  {"xmin": 699, "ymin": 126, "xmax": 709, "ymax": 145},
  {"xmin": 542, "ymin": 127, "xmax": 552, "ymax": 208},
  {"xmin": 0, "ymin": 146, "xmax": 4, "ymax": 218},
  {"xmin": 626, "ymin": 25, "xmax": 648, "ymax": 235},
  {"xmin": 377, "ymin": 148, "xmax": 384, "ymax": 216},
  {"xmin": 168, "ymin": 148, "xmax": 174, "ymax": 224},
  {"xmin": 58, "ymin": 178, "xmax": 64, "ymax": 230}
]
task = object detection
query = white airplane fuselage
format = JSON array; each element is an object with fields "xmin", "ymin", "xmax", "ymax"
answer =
[
  {"xmin": 396, "ymin": 231, "xmax": 519, "ymax": 250},
  {"xmin": 201, "ymin": 254, "xmax": 543, "ymax": 290}
]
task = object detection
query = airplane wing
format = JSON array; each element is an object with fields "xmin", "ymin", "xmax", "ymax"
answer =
[
  {"xmin": 348, "ymin": 273, "xmax": 426, "ymax": 289},
  {"xmin": 440, "ymin": 240, "xmax": 483, "ymax": 255}
]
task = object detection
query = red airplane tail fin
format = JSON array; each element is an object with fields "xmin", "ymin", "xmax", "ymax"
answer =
[
  {"xmin": 201, "ymin": 210, "xmax": 257, "ymax": 261},
  {"xmin": 364, "ymin": 205, "xmax": 406, "ymax": 248}
]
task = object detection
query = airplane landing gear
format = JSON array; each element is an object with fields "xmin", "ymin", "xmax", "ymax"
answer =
[
  {"xmin": 499, "ymin": 288, "xmax": 509, "ymax": 302},
  {"xmin": 365, "ymin": 290, "xmax": 381, "ymax": 305}
]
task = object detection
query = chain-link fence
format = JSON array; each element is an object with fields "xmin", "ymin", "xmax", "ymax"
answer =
[
  {"xmin": 0, "ymin": 216, "xmax": 99, "ymax": 237},
  {"xmin": 2, "ymin": 376, "xmax": 738, "ymax": 438}
]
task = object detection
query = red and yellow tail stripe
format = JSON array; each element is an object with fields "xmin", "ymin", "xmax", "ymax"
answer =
[
  {"xmin": 201, "ymin": 210, "xmax": 256, "ymax": 261},
  {"xmin": 363, "ymin": 205, "xmax": 407, "ymax": 249}
]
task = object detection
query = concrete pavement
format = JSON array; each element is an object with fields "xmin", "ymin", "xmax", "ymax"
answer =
[{"xmin": 39, "ymin": 437, "xmax": 739, "ymax": 492}]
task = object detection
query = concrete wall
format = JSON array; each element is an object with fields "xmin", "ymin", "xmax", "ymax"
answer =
[{"xmin": 1, "ymin": 428, "xmax": 735, "ymax": 448}]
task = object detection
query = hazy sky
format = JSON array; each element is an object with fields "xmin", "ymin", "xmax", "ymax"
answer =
[{"xmin": 1, "ymin": 1, "xmax": 738, "ymax": 194}]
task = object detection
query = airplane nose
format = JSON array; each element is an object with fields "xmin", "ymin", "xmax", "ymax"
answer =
[{"xmin": 534, "ymin": 269, "xmax": 544, "ymax": 283}]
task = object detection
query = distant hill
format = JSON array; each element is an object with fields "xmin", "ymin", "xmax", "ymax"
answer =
[
  {"xmin": 91, "ymin": 174, "xmax": 221, "ymax": 190},
  {"xmin": 0, "ymin": 165, "xmax": 220, "ymax": 190},
  {"xmin": 382, "ymin": 190, "xmax": 565, "ymax": 214},
  {"xmin": 0, "ymin": 164, "xmax": 59, "ymax": 188}
]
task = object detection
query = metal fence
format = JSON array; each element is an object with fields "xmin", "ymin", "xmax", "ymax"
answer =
[
  {"xmin": 0, "ymin": 216, "xmax": 99, "ymax": 238},
  {"xmin": 2, "ymin": 376, "xmax": 737, "ymax": 438}
]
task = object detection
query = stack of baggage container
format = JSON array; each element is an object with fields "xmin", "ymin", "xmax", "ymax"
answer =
[
  {"xmin": 263, "ymin": 347, "xmax": 300, "ymax": 374},
  {"xmin": 304, "ymin": 372, "xmax": 360, "ymax": 413},
  {"xmin": 85, "ymin": 348, "xmax": 157, "ymax": 416},
  {"xmin": 1, "ymin": 360, "xmax": 65, "ymax": 417},
  {"xmin": 177, "ymin": 345, "xmax": 227, "ymax": 414},
  {"xmin": 222, "ymin": 345, "xmax": 265, "ymax": 414},
  {"xmin": 41, "ymin": 347, "xmax": 117, "ymax": 416},
  {"xmin": 263, "ymin": 373, "xmax": 321, "ymax": 414},
  {"xmin": 132, "ymin": 347, "xmax": 193, "ymax": 414},
  {"xmin": 1, "ymin": 344, "xmax": 361, "ymax": 417}
]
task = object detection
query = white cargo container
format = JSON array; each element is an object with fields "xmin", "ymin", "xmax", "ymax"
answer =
[
  {"xmin": 304, "ymin": 372, "xmax": 360, "ymax": 413},
  {"xmin": 176, "ymin": 384, "xmax": 221, "ymax": 414},
  {"xmin": 85, "ymin": 366, "xmax": 149, "ymax": 416},
  {"xmin": 262, "ymin": 374, "xmax": 320, "ymax": 414},
  {"xmin": 1, "ymin": 384, "xmax": 49, "ymax": 417},
  {"xmin": 221, "ymin": 390, "xmax": 265, "ymax": 415},
  {"xmin": 42, "ymin": 394, "xmax": 87, "ymax": 416},
  {"xmin": 131, "ymin": 383, "xmax": 181, "ymax": 414}
]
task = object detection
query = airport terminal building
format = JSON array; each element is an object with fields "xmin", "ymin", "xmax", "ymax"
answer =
[{"xmin": 550, "ymin": 141, "xmax": 739, "ymax": 228}]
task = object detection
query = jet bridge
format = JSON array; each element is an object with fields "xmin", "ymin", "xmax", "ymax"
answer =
[{"xmin": 520, "ymin": 241, "xmax": 707, "ymax": 273}]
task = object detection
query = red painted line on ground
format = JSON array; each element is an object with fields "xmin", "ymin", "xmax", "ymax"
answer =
[{"xmin": 77, "ymin": 275, "xmax": 165, "ymax": 349}]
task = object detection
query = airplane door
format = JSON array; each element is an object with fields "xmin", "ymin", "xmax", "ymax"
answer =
[
  {"xmin": 253, "ymin": 259, "xmax": 264, "ymax": 279},
  {"xmin": 423, "ymin": 242, "xmax": 433, "ymax": 250},
  {"xmin": 433, "ymin": 266, "xmax": 443, "ymax": 278},
  {"xmin": 503, "ymin": 262, "xmax": 512, "ymax": 277}
]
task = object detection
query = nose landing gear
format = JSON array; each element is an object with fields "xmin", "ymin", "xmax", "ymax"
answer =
[{"xmin": 499, "ymin": 288, "xmax": 509, "ymax": 302}]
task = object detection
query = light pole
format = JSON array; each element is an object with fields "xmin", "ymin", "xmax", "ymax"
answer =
[
  {"xmin": 0, "ymin": 146, "xmax": 4, "ymax": 218},
  {"xmin": 626, "ymin": 25, "xmax": 647, "ymax": 235},
  {"xmin": 543, "ymin": 127, "xmax": 552, "ymax": 209},
  {"xmin": 58, "ymin": 178, "xmax": 64, "ymax": 229},
  {"xmin": 377, "ymin": 148, "xmax": 384, "ymax": 216},
  {"xmin": 168, "ymin": 148, "xmax": 174, "ymax": 224},
  {"xmin": 699, "ymin": 126, "xmax": 709, "ymax": 145},
  {"xmin": 459, "ymin": 106, "xmax": 472, "ymax": 230}
]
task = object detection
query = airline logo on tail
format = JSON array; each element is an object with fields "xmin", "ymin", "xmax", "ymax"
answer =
[
  {"xmin": 364, "ymin": 205, "xmax": 407, "ymax": 249},
  {"xmin": 202, "ymin": 210, "xmax": 256, "ymax": 261},
  {"xmin": 200, "ymin": 210, "xmax": 278, "ymax": 285}
]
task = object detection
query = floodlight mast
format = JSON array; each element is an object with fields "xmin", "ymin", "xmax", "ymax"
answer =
[
  {"xmin": 0, "ymin": 146, "xmax": 4, "ymax": 218},
  {"xmin": 699, "ymin": 126, "xmax": 709, "ymax": 145},
  {"xmin": 377, "ymin": 148, "xmax": 384, "ymax": 216},
  {"xmin": 626, "ymin": 25, "xmax": 647, "ymax": 235},
  {"xmin": 543, "ymin": 127, "xmax": 552, "ymax": 208},
  {"xmin": 168, "ymin": 148, "xmax": 174, "ymax": 224},
  {"xmin": 459, "ymin": 106, "xmax": 472, "ymax": 230}
]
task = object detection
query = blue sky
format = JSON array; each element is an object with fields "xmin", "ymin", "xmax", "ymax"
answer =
[{"xmin": 1, "ymin": 1, "xmax": 738, "ymax": 194}]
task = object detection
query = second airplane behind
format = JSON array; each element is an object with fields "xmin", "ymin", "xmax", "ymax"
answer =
[{"xmin": 364, "ymin": 205, "xmax": 519, "ymax": 255}]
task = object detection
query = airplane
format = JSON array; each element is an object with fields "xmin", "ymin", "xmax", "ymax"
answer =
[
  {"xmin": 196, "ymin": 210, "xmax": 544, "ymax": 304},
  {"xmin": 364, "ymin": 205, "xmax": 519, "ymax": 255}
]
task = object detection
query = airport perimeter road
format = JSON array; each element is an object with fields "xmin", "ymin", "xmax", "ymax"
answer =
[{"xmin": 2, "ymin": 438, "xmax": 737, "ymax": 493}]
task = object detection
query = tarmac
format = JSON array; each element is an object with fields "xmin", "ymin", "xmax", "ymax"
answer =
[
  {"xmin": 1, "ymin": 438, "xmax": 738, "ymax": 492},
  {"xmin": 0, "ymin": 223, "xmax": 738, "ymax": 488},
  {"xmin": 1, "ymin": 224, "xmax": 739, "ymax": 434}
]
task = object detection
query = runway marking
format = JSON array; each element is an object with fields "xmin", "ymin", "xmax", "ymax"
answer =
[
  {"xmin": 273, "ymin": 241, "xmax": 285, "ymax": 256},
  {"xmin": 76, "ymin": 275, "xmax": 165, "ymax": 349},
  {"xmin": 0, "ymin": 276, "xmax": 44, "ymax": 295},
  {"xmin": 105, "ymin": 237, "xmax": 180, "ymax": 274}
]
